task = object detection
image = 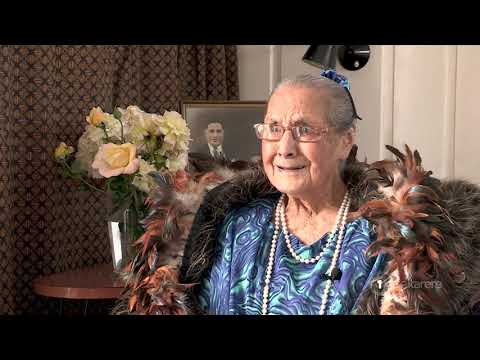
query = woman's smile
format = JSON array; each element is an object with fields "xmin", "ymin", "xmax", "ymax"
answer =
[{"xmin": 275, "ymin": 164, "xmax": 307, "ymax": 173}]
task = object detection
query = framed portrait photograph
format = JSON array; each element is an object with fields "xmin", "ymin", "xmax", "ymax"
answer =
[{"xmin": 181, "ymin": 101, "xmax": 267, "ymax": 163}]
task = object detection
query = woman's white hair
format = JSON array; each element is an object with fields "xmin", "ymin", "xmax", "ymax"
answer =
[{"xmin": 270, "ymin": 74, "xmax": 357, "ymax": 133}]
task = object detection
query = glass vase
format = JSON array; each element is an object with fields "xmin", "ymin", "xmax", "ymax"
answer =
[{"xmin": 107, "ymin": 206, "xmax": 138, "ymax": 272}]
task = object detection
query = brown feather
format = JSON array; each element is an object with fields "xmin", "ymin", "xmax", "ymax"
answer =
[{"xmin": 350, "ymin": 144, "xmax": 461, "ymax": 314}]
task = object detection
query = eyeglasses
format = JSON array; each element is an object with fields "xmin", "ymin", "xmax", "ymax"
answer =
[{"xmin": 253, "ymin": 123, "xmax": 332, "ymax": 143}]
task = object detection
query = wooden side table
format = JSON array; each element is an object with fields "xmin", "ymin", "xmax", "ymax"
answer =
[{"xmin": 33, "ymin": 263, "xmax": 125, "ymax": 315}]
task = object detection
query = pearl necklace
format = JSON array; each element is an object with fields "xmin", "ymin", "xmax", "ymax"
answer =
[{"xmin": 261, "ymin": 191, "xmax": 352, "ymax": 315}]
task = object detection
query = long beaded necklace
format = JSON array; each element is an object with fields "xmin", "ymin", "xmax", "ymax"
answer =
[{"xmin": 261, "ymin": 191, "xmax": 352, "ymax": 315}]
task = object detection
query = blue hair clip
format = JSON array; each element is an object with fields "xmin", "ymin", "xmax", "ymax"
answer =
[
  {"xmin": 320, "ymin": 69, "xmax": 351, "ymax": 91},
  {"xmin": 320, "ymin": 69, "xmax": 362, "ymax": 120}
]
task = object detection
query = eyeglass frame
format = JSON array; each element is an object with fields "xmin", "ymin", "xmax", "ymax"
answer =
[{"xmin": 253, "ymin": 123, "xmax": 336, "ymax": 143}]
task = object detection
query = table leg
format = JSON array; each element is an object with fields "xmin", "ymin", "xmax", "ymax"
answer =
[
  {"xmin": 83, "ymin": 300, "xmax": 89, "ymax": 316},
  {"xmin": 58, "ymin": 299, "xmax": 63, "ymax": 316}
]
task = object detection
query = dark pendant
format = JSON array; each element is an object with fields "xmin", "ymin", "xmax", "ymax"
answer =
[
  {"xmin": 321, "ymin": 267, "xmax": 342, "ymax": 281},
  {"xmin": 330, "ymin": 267, "xmax": 342, "ymax": 280}
]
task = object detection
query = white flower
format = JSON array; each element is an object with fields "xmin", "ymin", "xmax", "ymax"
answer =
[
  {"xmin": 128, "ymin": 114, "xmax": 164, "ymax": 143},
  {"xmin": 76, "ymin": 125, "xmax": 105, "ymax": 178},
  {"xmin": 158, "ymin": 111, "xmax": 190, "ymax": 153},
  {"xmin": 118, "ymin": 105, "xmax": 145, "ymax": 129},
  {"xmin": 119, "ymin": 106, "xmax": 165, "ymax": 149},
  {"xmin": 132, "ymin": 158, "xmax": 158, "ymax": 194},
  {"xmin": 165, "ymin": 152, "xmax": 188, "ymax": 172},
  {"xmin": 85, "ymin": 124, "xmax": 105, "ymax": 143},
  {"xmin": 102, "ymin": 113, "xmax": 123, "ymax": 141}
]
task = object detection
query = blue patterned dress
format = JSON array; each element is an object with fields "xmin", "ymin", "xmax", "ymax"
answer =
[{"xmin": 198, "ymin": 197, "xmax": 386, "ymax": 315}]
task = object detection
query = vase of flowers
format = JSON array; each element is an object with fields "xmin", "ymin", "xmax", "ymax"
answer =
[{"xmin": 54, "ymin": 105, "xmax": 190, "ymax": 271}]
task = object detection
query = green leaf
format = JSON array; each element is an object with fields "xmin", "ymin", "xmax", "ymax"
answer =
[
  {"xmin": 70, "ymin": 159, "xmax": 86, "ymax": 175},
  {"xmin": 154, "ymin": 157, "xmax": 166, "ymax": 170},
  {"xmin": 78, "ymin": 183, "xmax": 90, "ymax": 192},
  {"xmin": 113, "ymin": 108, "xmax": 122, "ymax": 120}
]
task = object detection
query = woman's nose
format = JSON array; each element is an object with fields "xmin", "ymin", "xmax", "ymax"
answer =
[{"xmin": 276, "ymin": 129, "xmax": 297, "ymax": 158}]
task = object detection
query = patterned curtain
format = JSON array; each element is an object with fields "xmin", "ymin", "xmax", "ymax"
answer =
[{"xmin": 0, "ymin": 45, "xmax": 239, "ymax": 314}]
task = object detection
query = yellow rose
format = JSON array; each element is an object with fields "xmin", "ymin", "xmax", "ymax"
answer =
[
  {"xmin": 54, "ymin": 142, "xmax": 74, "ymax": 160},
  {"xmin": 91, "ymin": 143, "xmax": 140, "ymax": 178},
  {"xmin": 86, "ymin": 106, "xmax": 107, "ymax": 127}
]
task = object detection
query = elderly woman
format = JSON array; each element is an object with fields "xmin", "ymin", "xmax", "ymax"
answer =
[
  {"xmin": 192, "ymin": 74, "xmax": 381, "ymax": 315},
  {"xmin": 115, "ymin": 72, "xmax": 480, "ymax": 315}
]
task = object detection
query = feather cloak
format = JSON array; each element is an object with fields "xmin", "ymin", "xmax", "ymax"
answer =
[{"xmin": 113, "ymin": 146, "xmax": 480, "ymax": 315}]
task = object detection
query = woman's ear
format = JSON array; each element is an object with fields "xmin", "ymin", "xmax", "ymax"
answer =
[{"xmin": 340, "ymin": 127, "xmax": 356, "ymax": 159}]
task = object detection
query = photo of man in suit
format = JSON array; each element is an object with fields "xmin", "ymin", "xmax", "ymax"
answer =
[
  {"xmin": 183, "ymin": 101, "xmax": 266, "ymax": 164},
  {"xmin": 201, "ymin": 121, "xmax": 229, "ymax": 160}
]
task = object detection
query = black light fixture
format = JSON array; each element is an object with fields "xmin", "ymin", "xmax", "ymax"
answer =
[
  {"xmin": 302, "ymin": 45, "xmax": 370, "ymax": 71},
  {"xmin": 302, "ymin": 45, "xmax": 337, "ymax": 70}
]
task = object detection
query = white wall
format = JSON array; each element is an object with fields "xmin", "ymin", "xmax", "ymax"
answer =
[
  {"xmin": 455, "ymin": 46, "xmax": 480, "ymax": 184},
  {"xmin": 391, "ymin": 45, "xmax": 479, "ymax": 184},
  {"xmin": 237, "ymin": 45, "xmax": 270, "ymax": 101},
  {"xmin": 392, "ymin": 46, "xmax": 452, "ymax": 178},
  {"xmin": 237, "ymin": 45, "xmax": 480, "ymax": 184}
]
